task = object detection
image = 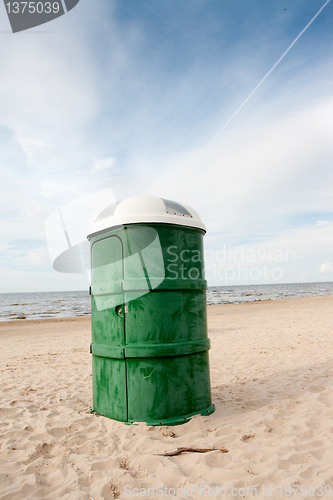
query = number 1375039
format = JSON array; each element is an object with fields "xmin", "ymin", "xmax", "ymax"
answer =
[{"xmin": 5, "ymin": 2, "xmax": 60, "ymax": 14}]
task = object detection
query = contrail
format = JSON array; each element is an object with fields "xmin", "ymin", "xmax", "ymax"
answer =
[{"xmin": 208, "ymin": 0, "xmax": 331, "ymax": 146}]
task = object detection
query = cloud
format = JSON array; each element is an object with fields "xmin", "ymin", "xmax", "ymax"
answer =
[
  {"xmin": 0, "ymin": 268, "xmax": 88, "ymax": 293},
  {"xmin": 0, "ymin": 37, "xmax": 97, "ymax": 129},
  {"xmin": 204, "ymin": 219, "xmax": 333, "ymax": 285},
  {"xmin": 319, "ymin": 262, "xmax": 333, "ymax": 274},
  {"xmin": 0, "ymin": 242, "xmax": 50, "ymax": 269},
  {"xmin": 0, "ymin": 20, "xmax": 99, "ymax": 177},
  {"xmin": 93, "ymin": 157, "xmax": 115, "ymax": 172},
  {"xmin": 128, "ymin": 98, "xmax": 333, "ymax": 238}
]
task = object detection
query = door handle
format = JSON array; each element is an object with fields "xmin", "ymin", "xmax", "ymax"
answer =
[{"xmin": 115, "ymin": 305, "xmax": 123, "ymax": 316}]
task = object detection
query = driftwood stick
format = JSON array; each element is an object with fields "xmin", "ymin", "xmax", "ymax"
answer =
[{"xmin": 156, "ymin": 447, "xmax": 228, "ymax": 457}]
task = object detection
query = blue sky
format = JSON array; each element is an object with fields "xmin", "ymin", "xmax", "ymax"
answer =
[{"xmin": 0, "ymin": 0, "xmax": 332, "ymax": 292}]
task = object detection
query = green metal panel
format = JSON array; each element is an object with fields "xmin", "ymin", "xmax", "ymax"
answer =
[
  {"xmin": 92, "ymin": 356, "xmax": 127, "ymax": 421},
  {"xmin": 89, "ymin": 223, "xmax": 214, "ymax": 425},
  {"xmin": 124, "ymin": 290, "xmax": 207, "ymax": 344},
  {"xmin": 90, "ymin": 236, "xmax": 127, "ymax": 421},
  {"xmin": 126, "ymin": 352, "xmax": 212, "ymax": 424}
]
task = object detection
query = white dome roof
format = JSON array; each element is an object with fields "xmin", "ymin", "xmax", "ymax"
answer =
[{"xmin": 87, "ymin": 195, "xmax": 205, "ymax": 237}]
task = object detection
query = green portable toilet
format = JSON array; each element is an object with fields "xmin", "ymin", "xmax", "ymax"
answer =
[{"xmin": 87, "ymin": 195, "xmax": 214, "ymax": 425}]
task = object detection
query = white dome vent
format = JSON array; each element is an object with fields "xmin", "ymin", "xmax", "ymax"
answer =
[{"xmin": 87, "ymin": 195, "xmax": 205, "ymax": 237}]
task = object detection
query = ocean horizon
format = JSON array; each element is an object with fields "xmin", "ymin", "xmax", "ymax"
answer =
[{"xmin": 0, "ymin": 281, "xmax": 332, "ymax": 322}]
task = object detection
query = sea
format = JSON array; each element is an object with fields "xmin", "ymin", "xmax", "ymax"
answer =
[{"xmin": 0, "ymin": 282, "xmax": 332, "ymax": 322}]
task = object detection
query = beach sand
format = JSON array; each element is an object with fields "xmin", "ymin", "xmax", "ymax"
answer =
[{"xmin": 1, "ymin": 295, "xmax": 333, "ymax": 499}]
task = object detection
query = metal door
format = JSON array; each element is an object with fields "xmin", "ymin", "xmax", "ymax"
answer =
[{"xmin": 90, "ymin": 235, "xmax": 127, "ymax": 421}]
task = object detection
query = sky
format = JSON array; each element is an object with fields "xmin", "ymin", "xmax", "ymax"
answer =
[{"xmin": 0, "ymin": 0, "xmax": 332, "ymax": 292}]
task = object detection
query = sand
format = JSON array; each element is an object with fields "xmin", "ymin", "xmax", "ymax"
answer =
[{"xmin": 1, "ymin": 295, "xmax": 333, "ymax": 500}]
